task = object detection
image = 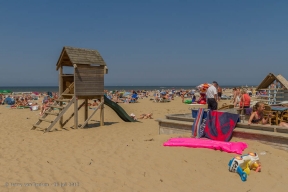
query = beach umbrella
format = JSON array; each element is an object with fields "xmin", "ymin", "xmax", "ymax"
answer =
[
  {"xmin": 32, "ymin": 92, "xmax": 40, "ymax": 95},
  {"xmin": 197, "ymin": 83, "xmax": 212, "ymax": 93},
  {"xmin": 0, "ymin": 90, "xmax": 12, "ymax": 94}
]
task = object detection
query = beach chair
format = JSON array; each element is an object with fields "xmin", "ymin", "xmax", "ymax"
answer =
[
  {"xmin": 281, "ymin": 111, "xmax": 288, "ymax": 122},
  {"xmin": 130, "ymin": 93, "xmax": 138, "ymax": 103},
  {"xmin": 263, "ymin": 105, "xmax": 277, "ymax": 125}
]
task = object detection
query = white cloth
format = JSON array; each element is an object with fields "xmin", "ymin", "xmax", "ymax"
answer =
[
  {"xmin": 206, "ymin": 85, "xmax": 218, "ymax": 98},
  {"xmin": 31, "ymin": 105, "xmax": 39, "ymax": 111}
]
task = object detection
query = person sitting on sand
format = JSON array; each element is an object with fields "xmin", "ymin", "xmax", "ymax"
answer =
[
  {"xmin": 48, "ymin": 97, "xmax": 54, "ymax": 105},
  {"xmin": 112, "ymin": 95, "xmax": 123, "ymax": 103},
  {"xmin": 124, "ymin": 96, "xmax": 131, "ymax": 104},
  {"xmin": 193, "ymin": 93, "xmax": 206, "ymax": 104},
  {"xmin": 39, "ymin": 100, "xmax": 49, "ymax": 116},
  {"xmin": 21, "ymin": 98, "xmax": 29, "ymax": 106},
  {"xmin": 248, "ymin": 102, "xmax": 270, "ymax": 125},
  {"xmin": 130, "ymin": 113, "xmax": 137, "ymax": 120},
  {"xmin": 10, "ymin": 98, "xmax": 22, "ymax": 109},
  {"xmin": 92, "ymin": 99, "xmax": 99, "ymax": 106}
]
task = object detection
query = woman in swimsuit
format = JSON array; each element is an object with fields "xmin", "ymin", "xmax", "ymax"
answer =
[{"xmin": 248, "ymin": 102, "xmax": 270, "ymax": 125}]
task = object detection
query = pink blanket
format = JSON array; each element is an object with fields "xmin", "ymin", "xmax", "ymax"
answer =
[{"xmin": 163, "ymin": 138, "xmax": 248, "ymax": 154}]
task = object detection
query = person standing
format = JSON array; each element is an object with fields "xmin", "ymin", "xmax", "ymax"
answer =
[
  {"xmin": 217, "ymin": 85, "xmax": 222, "ymax": 100},
  {"xmin": 239, "ymin": 89, "xmax": 251, "ymax": 108},
  {"xmin": 206, "ymin": 81, "xmax": 219, "ymax": 110}
]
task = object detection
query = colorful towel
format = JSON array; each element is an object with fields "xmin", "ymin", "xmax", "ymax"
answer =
[
  {"xmin": 192, "ymin": 108, "xmax": 205, "ymax": 138},
  {"xmin": 163, "ymin": 138, "xmax": 248, "ymax": 154},
  {"xmin": 204, "ymin": 110, "xmax": 239, "ymax": 141},
  {"xmin": 198, "ymin": 117, "xmax": 207, "ymax": 138}
]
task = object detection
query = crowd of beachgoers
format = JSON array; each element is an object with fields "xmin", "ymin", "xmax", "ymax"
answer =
[
  {"xmin": 0, "ymin": 88, "xmax": 199, "ymax": 115},
  {"xmin": 0, "ymin": 87, "xmax": 266, "ymax": 108},
  {"xmin": 0, "ymin": 86, "xmax": 272, "ymax": 118}
]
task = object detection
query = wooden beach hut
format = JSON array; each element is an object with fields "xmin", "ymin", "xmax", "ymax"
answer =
[
  {"xmin": 32, "ymin": 46, "xmax": 108, "ymax": 132},
  {"xmin": 256, "ymin": 73, "xmax": 288, "ymax": 104}
]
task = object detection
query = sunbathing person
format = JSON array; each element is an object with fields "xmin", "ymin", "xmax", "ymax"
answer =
[
  {"xmin": 163, "ymin": 93, "xmax": 171, "ymax": 101},
  {"xmin": 248, "ymin": 102, "xmax": 270, "ymax": 125},
  {"xmin": 112, "ymin": 95, "xmax": 124, "ymax": 103},
  {"xmin": 138, "ymin": 113, "xmax": 153, "ymax": 119},
  {"xmin": 279, "ymin": 122, "xmax": 288, "ymax": 128}
]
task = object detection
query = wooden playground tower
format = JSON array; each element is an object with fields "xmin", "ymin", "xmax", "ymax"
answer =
[
  {"xmin": 32, "ymin": 46, "xmax": 108, "ymax": 132},
  {"xmin": 256, "ymin": 73, "xmax": 288, "ymax": 104}
]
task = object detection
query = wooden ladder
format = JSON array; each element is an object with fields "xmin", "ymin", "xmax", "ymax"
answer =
[
  {"xmin": 32, "ymin": 97, "xmax": 75, "ymax": 132},
  {"xmin": 32, "ymin": 82, "xmax": 76, "ymax": 132}
]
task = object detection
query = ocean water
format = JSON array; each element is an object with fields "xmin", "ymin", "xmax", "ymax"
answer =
[{"xmin": 0, "ymin": 85, "xmax": 255, "ymax": 93}]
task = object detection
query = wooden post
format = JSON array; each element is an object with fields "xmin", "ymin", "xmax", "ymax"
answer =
[
  {"xmin": 100, "ymin": 96, "xmax": 104, "ymax": 126},
  {"xmin": 74, "ymin": 97, "xmax": 78, "ymax": 129},
  {"xmin": 59, "ymin": 66, "xmax": 63, "ymax": 129},
  {"xmin": 59, "ymin": 66, "xmax": 63, "ymax": 95},
  {"xmin": 59, "ymin": 102, "xmax": 63, "ymax": 129},
  {"xmin": 268, "ymin": 86, "xmax": 271, "ymax": 105},
  {"xmin": 84, "ymin": 98, "xmax": 88, "ymax": 127}
]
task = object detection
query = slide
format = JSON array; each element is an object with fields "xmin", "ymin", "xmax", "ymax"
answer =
[{"xmin": 104, "ymin": 95, "xmax": 138, "ymax": 122}]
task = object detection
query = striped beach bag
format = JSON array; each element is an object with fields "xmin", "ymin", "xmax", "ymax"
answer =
[{"xmin": 192, "ymin": 108, "xmax": 205, "ymax": 138}]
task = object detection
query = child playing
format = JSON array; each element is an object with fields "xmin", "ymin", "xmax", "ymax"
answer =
[{"xmin": 248, "ymin": 102, "xmax": 271, "ymax": 125}]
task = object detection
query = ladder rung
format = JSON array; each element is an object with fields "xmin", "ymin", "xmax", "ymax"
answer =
[
  {"xmin": 33, "ymin": 124, "xmax": 46, "ymax": 130},
  {"xmin": 50, "ymin": 105, "xmax": 64, "ymax": 109},
  {"xmin": 61, "ymin": 94, "xmax": 74, "ymax": 96},
  {"xmin": 39, "ymin": 118, "xmax": 53, "ymax": 123},
  {"xmin": 45, "ymin": 111, "xmax": 59, "ymax": 116},
  {"xmin": 54, "ymin": 99, "xmax": 71, "ymax": 102}
]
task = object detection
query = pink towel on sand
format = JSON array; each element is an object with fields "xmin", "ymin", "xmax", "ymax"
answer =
[{"xmin": 163, "ymin": 138, "xmax": 247, "ymax": 154}]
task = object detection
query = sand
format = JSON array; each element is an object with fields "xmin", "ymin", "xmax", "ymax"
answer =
[{"xmin": 1, "ymin": 94, "xmax": 288, "ymax": 192}]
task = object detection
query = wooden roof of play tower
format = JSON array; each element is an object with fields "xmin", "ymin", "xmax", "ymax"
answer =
[
  {"xmin": 56, "ymin": 46, "xmax": 107, "ymax": 70},
  {"xmin": 256, "ymin": 73, "xmax": 288, "ymax": 90}
]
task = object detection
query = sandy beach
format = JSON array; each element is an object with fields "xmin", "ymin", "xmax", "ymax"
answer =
[{"xmin": 1, "ymin": 94, "xmax": 288, "ymax": 192}]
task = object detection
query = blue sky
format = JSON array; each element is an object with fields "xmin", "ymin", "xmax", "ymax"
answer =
[{"xmin": 0, "ymin": 0, "xmax": 287, "ymax": 86}]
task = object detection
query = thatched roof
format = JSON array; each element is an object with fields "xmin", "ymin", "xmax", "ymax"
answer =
[
  {"xmin": 56, "ymin": 46, "xmax": 106, "ymax": 70},
  {"xmin": 256, "ymin": 73, "xmax": 288, "ymax": 90}
]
